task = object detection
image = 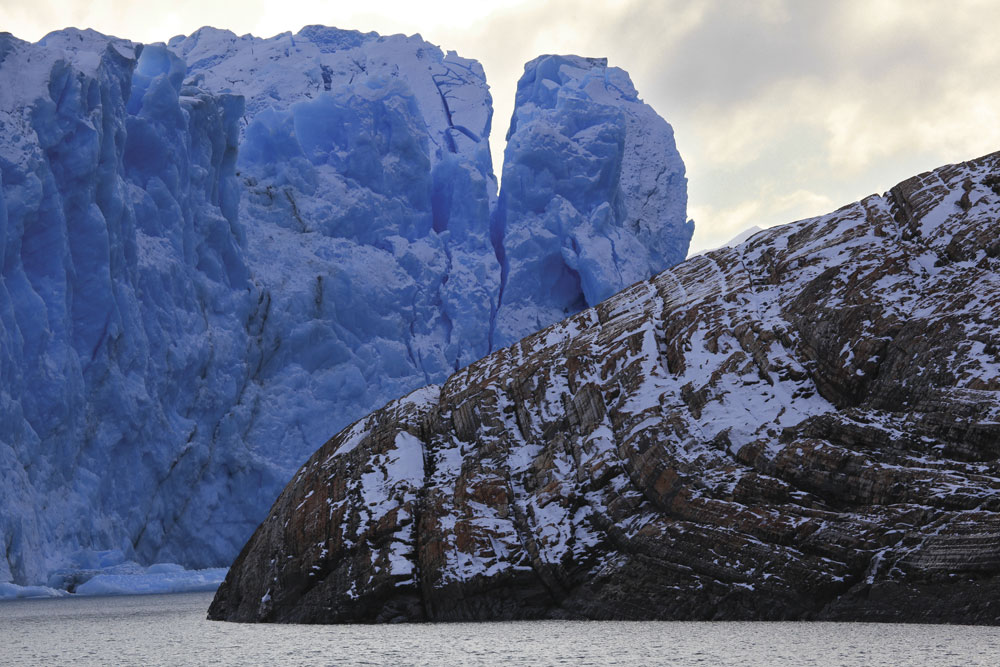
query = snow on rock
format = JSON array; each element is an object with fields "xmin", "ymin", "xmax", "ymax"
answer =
[
  {"xmin": 212, "ymin": 151, "xmax": 1000, "ymax": 624},
  {"xmin": 0, "ymin": 26, "xmax": 691, "ymax": 591},
  {"xmin": 692, "ymin": 225, "xmax": 764, "ymax": 256}
]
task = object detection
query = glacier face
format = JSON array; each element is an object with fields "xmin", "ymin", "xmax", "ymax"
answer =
[
  {"xmin": 167, "ymin": 26, "xmax": 501, "ymax": 477},
  {"xmin": 0, "ymin": 26, "xmax": 690, "ymax": 587},
  {"xmin": 0, "ymin": 29, "xmax": 256, "ymax": 584}
]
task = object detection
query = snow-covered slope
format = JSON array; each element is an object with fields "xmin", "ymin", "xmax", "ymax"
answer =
[
  {"xmin": 0, "ymin": 27, "xmax": 690, "ymax": 588},
  {"xmin": 210, "ymin": 151, "xmax": 1000, "ymax": 624},
  {"xmin": 692, "ymin": 224, "xmax": 763, "ymax": 256}
]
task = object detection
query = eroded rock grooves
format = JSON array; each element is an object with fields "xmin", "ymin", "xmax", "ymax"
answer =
[{"xmin": 211, "ymin": 152, "xmax": 1000, "ymax": 624}]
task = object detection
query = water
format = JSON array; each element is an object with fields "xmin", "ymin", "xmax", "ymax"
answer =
[{"xmin": 2, "ymin": 592, "xmax": 1000, "ymax": 666}]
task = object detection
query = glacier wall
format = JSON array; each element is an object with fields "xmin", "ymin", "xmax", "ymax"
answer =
[
  {"xmin": 0, "ymin": 26, "xmax": 691, "ymax": 586},
  {"xmin": 0, "ymin": 30, "xmax": 259, "ymax": 583},
  {"xmin": 167, "ymin": 27, "xmax": 502, "ymax": 475}
]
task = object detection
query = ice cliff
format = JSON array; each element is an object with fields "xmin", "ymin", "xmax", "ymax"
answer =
[
  {"xmin": 0, "ymin": 26, "xmax": 691, "ymax": 588},
  {"xmin": 1, "ymin": 29, "xmax": 252, "ymax": 587}
]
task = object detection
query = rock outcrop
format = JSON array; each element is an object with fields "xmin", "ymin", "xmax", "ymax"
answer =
[{"xmin": 211, "ymin": 151, "xmax": 1000, "ymax": 624}]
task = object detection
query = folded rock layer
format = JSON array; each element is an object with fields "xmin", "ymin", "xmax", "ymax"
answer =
[{"xmin": 210, "ymin": 151, "xmax": 1000, "ymax": 624}]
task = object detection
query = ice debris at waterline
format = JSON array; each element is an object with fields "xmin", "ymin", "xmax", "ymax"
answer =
[
  {"xmin": 0, "ymin": 551, "xmax": 225, "ymax": 599},
  {"xmin": 211, "ymin": 152, "xmax": 1000, "ymax": 624},
  {"xmin": 0, "ymin": 26, "xmax": 691, "ymax": 590}
]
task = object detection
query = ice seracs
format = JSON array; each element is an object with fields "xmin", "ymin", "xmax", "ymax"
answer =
[
  {"xmin": 166, "ymin": 26, "xmax": 503, "ymax": 473},
  {"xmin": 0, "ymin": 28, "xmax": 254, "ymax": 587},
  {"xmin": 492, "ymin": 54, "xmax": 692, "ymax": 348}
]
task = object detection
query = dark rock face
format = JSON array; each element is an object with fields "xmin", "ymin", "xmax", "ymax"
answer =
[{"xmin": 210, "ymin": 152, "xmax": 1000, "ymax": 624}]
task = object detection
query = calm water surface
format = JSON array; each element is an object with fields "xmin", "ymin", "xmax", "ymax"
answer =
[{"xmin": 2, "ymin": 591, "xmax": 999, "ymax": 666}]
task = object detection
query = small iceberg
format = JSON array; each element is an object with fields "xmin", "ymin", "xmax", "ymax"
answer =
[
  {"xmin": 74, "ymin": 563, "xmax": 227, "ymax": 597},
  {"xmin": 1, "ymin": 551, "xmax": 227, "ymax": 600}
]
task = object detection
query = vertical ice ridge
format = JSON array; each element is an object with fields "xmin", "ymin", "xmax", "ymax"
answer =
[
  {"xmin": 492, "ymin": 54, "xmax": 691, "ymax": 350},
  {"xmin": 0, "ymin": 29, "xmax": 260, "ymax": 582}
]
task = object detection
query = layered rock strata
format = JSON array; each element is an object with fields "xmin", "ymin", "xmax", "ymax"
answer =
[{"xmin": 211, "ymin": 151, "xmax": 1000, "ymax": 624}]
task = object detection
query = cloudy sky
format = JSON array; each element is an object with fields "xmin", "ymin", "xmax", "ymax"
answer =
[{"xmin": 3, "ymin": 0, "xmax": 999, "ymax": 252}]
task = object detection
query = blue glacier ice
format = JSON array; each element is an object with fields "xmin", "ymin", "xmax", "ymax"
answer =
[
  {"xmin": 0, "ymin": 551, "xmax": 226, "ymax": 598},
  {"xmin": 492, "ymin": 55, "xmax": 692, "ymax": 348},
  {"xmin": 1, "ymin": 29, "xmax": 255, "ymax": 586},
  {"xmin": 0, "ymin": 26, "xmax": 691, "ymax": 590}
]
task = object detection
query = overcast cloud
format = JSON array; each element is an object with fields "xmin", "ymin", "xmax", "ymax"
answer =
[{"xmin": 2, "ymin": 0, "xmax": 998, "ymax": 251}]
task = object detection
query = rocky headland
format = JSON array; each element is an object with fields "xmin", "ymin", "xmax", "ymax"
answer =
[{"xmin": 210, "ymin": 151, "xmax": 1000, "ymax": 624}]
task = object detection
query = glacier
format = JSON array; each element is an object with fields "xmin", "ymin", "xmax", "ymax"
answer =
[{"xmin": 0, "ymin": 26, "xmax": 691, "ymax": 590}]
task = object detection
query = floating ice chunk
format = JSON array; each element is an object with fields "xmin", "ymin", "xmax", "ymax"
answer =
[
  {"xmin": 0, "ymin": 583, "xmax": 70, "ymax": 600},
  {"xmin": 74, "ymin": 566, "xmax": 228, "ymax": 597}
]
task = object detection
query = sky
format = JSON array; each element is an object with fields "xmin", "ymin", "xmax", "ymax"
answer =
[{"xmin": 3, "ymin": 0, "xmax": 999, "ymax": 253}]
